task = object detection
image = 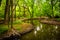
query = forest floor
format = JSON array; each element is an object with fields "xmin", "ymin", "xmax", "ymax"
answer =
[{"xmin": 0, "ymin": 22, "xmax": 34, "ymax": 39}]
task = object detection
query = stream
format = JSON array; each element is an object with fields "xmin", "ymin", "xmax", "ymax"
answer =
[{"xmin": 20, "ymin": 23, "xmax": 60, "ymax": 40}]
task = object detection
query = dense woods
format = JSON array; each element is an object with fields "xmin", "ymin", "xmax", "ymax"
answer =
[{"xmin": 0, "ymin": 0, "xmax": 60, "ymax": 40}]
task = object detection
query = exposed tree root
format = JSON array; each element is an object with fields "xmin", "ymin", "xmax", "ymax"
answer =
[
  {"xmin": 0, "ymin": 23, "xmax": 34, "ymax": 40},
  {"xmin": 0, "ymin": 28, "xmax": 21, "ymax": 40}
]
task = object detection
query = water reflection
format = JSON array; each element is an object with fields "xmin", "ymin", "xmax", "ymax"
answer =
[
  {"xmin": 40, "ymin": 24, "xmax": 42, "ymax": 29},
  {"xmin": 34, "ymin": 24, "xmax": 43, "ymax": 36},
  {"xmin": 34, "ymin": 24, "xmax": 42, "ymax": 35},
  {"xmin": 36, "ymin": 24, "xmax": 43, "ymax": 31},
  {"xmin": 21, "ymin": 23, "xmax": 60, "ymax": 40},
  {"xmin": 34, "ymin": 30, "xmax": 37, "ymax": 36},
  {"xmin": 34, "ymin": 26, "xmax": 40, "ymax": 36},
  {"xmin": 55, "ymin": 25, "xmax": 58, "ymax": 29},
  {"xmin": 36, "ymin": 26, "xmax": 40, "ymax": 31}
]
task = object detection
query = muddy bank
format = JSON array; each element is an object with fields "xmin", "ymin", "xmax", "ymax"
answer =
[
  {"xmin": 0, "ymin": 23, "xmax": 34, "ymax": 40},
  {"xmin": 1, "ymin": 35, "xmax": 20, "ymax": 40}
]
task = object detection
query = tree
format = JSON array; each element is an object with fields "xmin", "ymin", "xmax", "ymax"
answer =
[
  {"xmin": 0, "ymin": 0, "xmax": 2, "ymax": 6},
  {"xmin": 4, "ymin": 0, "xmax": 10, "ymax": 24},
  {"xmin": 10, "ymin": 0, "xmax": 14, "ymax": 28}
]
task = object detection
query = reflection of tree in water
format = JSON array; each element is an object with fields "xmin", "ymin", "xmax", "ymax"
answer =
[
  {"xmin": 20, "ymin": 23, "xmax": 60, "ymax": 40},
  {"xmin": 56, "ymin": 26, "xmax": 60, "ymax": 40}
]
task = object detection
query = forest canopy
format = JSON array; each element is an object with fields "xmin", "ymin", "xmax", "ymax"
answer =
[{"xmin": 0, "ymin": 0, "xmax": 60, "ymax": 18}]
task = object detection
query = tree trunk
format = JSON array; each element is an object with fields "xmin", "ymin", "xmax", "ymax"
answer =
[
  {"xmin": 23, "ymin": 5, "xmax": 26, "ymax": 17},
  {"xmin": 30, "ymin": 0, "xmax": 34, "ymax": 25},
  {"xmin": 10, "ymin": 0, "xmax": 14, "ymax": 28},
  {"xmin": 51, "ymin": 0, "xmax": 54, "ymax": 17},
  {"xmin": 0, "ymin": 0, "xmax": 2, "ymax": 6},
  {"xmin": 4, "ymin": 0, "xmax": 10, "ymax": 24}
]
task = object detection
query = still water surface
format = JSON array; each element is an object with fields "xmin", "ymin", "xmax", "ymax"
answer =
[{"xmin": 20, "ymin": 23, "xmax": 60, "ymax": 40}]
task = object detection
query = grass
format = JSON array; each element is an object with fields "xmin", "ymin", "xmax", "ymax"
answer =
[
  {"xmin": 13, "ymin": 20, "xmax": 23, "ymax": 24},
  {"xmin": 0, "ymin": 20, "xmax": 30, "ymax": 35},
  {"xmin": 0, "ymin": 25, "xmax": 8, "ymax": 35},
  {"xmin": 0, "ymin": 24, "xmax": 22, "ymax": 35},
  {"xmin": 0, "ymin": 20, "xmax": 34, "ymax": 35},
  {"xmin": 0, "ymin": 19, "xmax": 23, "ymax": 35}
]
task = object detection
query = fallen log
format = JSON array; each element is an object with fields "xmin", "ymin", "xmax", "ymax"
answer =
[
  {"xmin": 21, "ymin": 17, "xmax": 60, "ymax": 25},
  {"xmin": 40, "ymin": 20, "xmax": 60, "ymax": 26},
  {"xmin": 22, "ymin": 17, "xmax": 48, "ymax": 21}
]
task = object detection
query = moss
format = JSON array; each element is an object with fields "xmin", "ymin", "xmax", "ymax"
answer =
[
  {"xmin": 0, "ymin": 25, "xmax": 8, "ymax": 35},
  {"xmin": 0, "ymin": 24, "xmax": 22, "ymax": 35}
]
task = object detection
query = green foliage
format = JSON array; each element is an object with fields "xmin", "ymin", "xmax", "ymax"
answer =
[
  {"xmin": 0, "ymin": 25, "xmax": 8, "ymax": 34},
  {"xmin": 0, "ymin": 0, "xmax": 59, "ymax": 18},
  {"xmin": 13, "ymin": 20, "xmax": 22, "ymax": 24},
  {"xmin": 0, "ymin": 0, "xmax": 60, "ymax": 39},
  {"xmin": 0, "ymin": 0, "xmax": 6, "ymax": 18}
]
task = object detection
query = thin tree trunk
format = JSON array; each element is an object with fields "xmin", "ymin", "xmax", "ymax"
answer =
[
  {"xmin": 18, "ymin": 6, "xmax": 21, "ymax": 19},
  {"xmin": 30, "ymin": 0, "xmax": 34, "ymax": 25},
  {"xmin": 15, "ymin": 5, "xmax": 16, "ymax": 20},
  {"xmin": 4, "ymin": 0, "xmax": 10, "ymax": 24},
  {"xmin": 10, "ymin": 0, "xmax": 14, "ymax": 28},
  {"xmin": 51, "ymin": 0, "xmax": 54, "ymax": 17},
  {"xmin": 0, "ymin": 0, "xmax": 2, "ymax": 6},
  {"xmin": 8, "ymin": 0, "xmax": 10, "ymax": 28},
  {"xmin": 23, "ymin": 5, "xmax": 26, "ymax": 17}
]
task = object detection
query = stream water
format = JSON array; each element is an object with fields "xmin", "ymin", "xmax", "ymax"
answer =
[{"xmin": 20, "ymin": 23, "xmax": 60, "ymax": 40}]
